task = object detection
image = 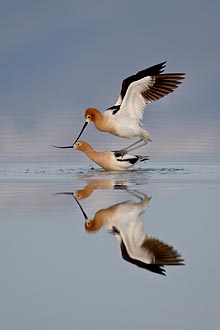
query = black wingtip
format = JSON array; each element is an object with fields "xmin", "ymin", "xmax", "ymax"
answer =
[{"xmin": 161, "ymin": 61, "xmax": 167, "ymax": 67}]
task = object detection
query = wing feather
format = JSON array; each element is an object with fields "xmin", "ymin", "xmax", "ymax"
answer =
[
  {"xmin": 114, "ymin": 61, "xmax": 166, "ymax": 106},
  {"xmin": 120, "ymin": 238, "xmax": 166, "ymax": 275},
  {"xmin": 116, "ymin": 73, "xmax": 185, "ymax": 121},
  {"xmin": 114, "ymin": 228, "xmax": 184, "ymax": 274},
  {"xmin": 141, "ymin": 237, "xmax": 185, "ymax": 265}
]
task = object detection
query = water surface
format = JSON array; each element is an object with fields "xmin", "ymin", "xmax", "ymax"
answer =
[{"xmin": 0, "ymin": 163, "xmax": 219, "ymax": 330}]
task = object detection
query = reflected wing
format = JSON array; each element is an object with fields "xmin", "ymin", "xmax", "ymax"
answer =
[
  {"xmin": 117, "ymin": 73, "xmax": 185, "ymax": 121},
  {"xmin": 112, "ymin": 222, "xmax": 184, "ymax": 275},
  {"xmin": 119, "ymin": 237, "xmax": 166, "ymax": 275},
  {"xmin": 141, "ymin": 237, "xmax": 185, "ymax": 265}
]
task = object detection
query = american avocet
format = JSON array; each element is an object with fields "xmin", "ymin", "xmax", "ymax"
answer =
[
  {"xmin": 53, "ymin": 141, "xmax": 149, "ymax": 171},
  {"xmin": 72, "ymin": 189, "xmax": 184, "ymax": 275},
  {"xmin": 73, "ymin": 179, "xmax": 127, "ymax": 199},
  {"xmin": 73, "ymin": 62, "xmax": 185, "ymax": 154}
]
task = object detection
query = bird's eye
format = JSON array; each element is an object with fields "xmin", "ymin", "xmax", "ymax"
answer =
[
  {"xmin": 87, "ymin": 115, "xmax": 91, "ymax": 119},
  {"xmin": 76, "ymin": 142, "xmax": 81, "ymax": 146},
  {"xmin": 86, "ymin": 220, "xmax": 92, "ymax": 227},
  {"xmin": 73, "ymin": 191, "xmax": 81, "ymax": 199}
]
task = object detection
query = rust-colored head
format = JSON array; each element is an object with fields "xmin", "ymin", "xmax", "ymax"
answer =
[
  {"xmin": 73, "ymin": 185, "xmax": 93, "ymax": 200},
  {"xmin": 73, "ymin": 189, "xmax": 89, "ymax": 200},
  {"xmin": 84, "ymin": 209, "xmax": 105, "ymax": 233},
  {"xmin": 73, "ymin": 108, "xmax": 102, "ymax": 144},
  {"xmin": 73, "ymin": 140, "xmax": 92, "ymax": 152},
  {"xmin": 84, "ymin": 108, "xmax": 101, "ymax": 123},
  {"xmin": 84, "ymin": 219, "xmax": 101, "ymax": 233}
]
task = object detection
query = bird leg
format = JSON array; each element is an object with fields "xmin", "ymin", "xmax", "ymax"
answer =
[
  {"xmin": 113, "ymin": 139, "xmax": 148, "ymax": 155},
  {"xmin": 126, "ymin": 189, "xmax": 148, "ymax": 200},
  {"xmin": 125, "ymin": 139, "xmax": 148, "ymax": 152}
]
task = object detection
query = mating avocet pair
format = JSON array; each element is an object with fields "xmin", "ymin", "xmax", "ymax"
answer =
[{"xmin": 54, "ymin": 62, "xmax": 185, "ymax": 170}]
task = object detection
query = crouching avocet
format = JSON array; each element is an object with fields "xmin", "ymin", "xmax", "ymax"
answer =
[
  {"xmin": 73, "ymin": 62, "xmax": 185, "ymax": 154},
  {"xmin": 53, "ymin": 141, "xmax": 149, "ymax": 171}
]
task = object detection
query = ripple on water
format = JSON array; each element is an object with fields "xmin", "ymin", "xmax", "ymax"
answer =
[{"xmin": 2, "ymin": 163, "xmax": 216, "ymax": 184}]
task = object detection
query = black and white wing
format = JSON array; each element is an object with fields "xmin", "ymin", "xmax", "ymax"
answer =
[
  {"xmin": 140, "ymin": 237, "xmax": 185, "ymax": 266},
  {"xmin": 119, "ymin": 236, "xmax": 167, "ymax": 275},
  {"xmin": 117, "ymin": 73, "xmax": 185, "ymax": 121},
  {"xmin": 114, "ymin": 152, "xmax": 149, "ymax": 165},
  {"xmin": 107, "ymin": 62, "xmax": 166, "ymax": 113},
  {"xmin": 112, "ymin": 226, "xmax": 184, "ymax": 275}
]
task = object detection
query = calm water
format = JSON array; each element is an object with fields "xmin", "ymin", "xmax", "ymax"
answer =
[
  {"xmin": 1, "ymin": 104, "xmax": 220, "ymax": 329},
  {"xmin": 0, "ymin": 162, "xmax": 220, "ymax": 330}
]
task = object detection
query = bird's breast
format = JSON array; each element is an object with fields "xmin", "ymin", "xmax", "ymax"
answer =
[{"xmin": 102, "ymin": 114, "xmax": 142, "ymax": 138}]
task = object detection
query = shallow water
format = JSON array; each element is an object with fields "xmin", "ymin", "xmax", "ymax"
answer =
[
  {"xmin": 0, "ymin": 163, "xmax": 220, "ymax": 330},
  {"xmin": 1, "ymin": 87, "xmax": 220, "ymax": 329}
]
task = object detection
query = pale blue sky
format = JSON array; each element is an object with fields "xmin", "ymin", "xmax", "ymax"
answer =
[{"xmin": 1, "ymin": 0, "xmax": 220, "ymax": 163}]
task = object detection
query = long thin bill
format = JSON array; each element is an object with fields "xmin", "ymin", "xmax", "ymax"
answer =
[
  {"xmin": 73, "ymin": 121, "xmax": 88, "ymax": 144},
  {"xmin": 53, "ymin": 192, "xmax": 73, "ymax": 196},
  {"xmin": 52, "ymin": 145, "xmax": 73, "ymax": 149},
  {"xmin": 73, "ymin": 196, "xmax": 88, "ymax": 220},
  {"xmin": 53, "ymin": 191, "xmax": 88, "ymax": 220}
]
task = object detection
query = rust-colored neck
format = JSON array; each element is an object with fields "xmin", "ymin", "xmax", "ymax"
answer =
[{"xmin": 79, "ymin": 142, "xmax": 97, "ymax": 159}]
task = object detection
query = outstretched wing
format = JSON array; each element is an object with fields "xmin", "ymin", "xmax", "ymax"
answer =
[
  {"xmin": 141, "ymin": 237, "xmax": 185, "ymax": 265},
  {"xmin": 120, "ymin": 237, "xmax": 167, "ymax": 275},
  {"xmin": 112, "ymin": 226, "xmax": 184, "ymax": 275},
  {"xmin": 112, "ymin": 226, "xmax": 166, "ymax": 275},
  {"xmin": 117, "ymin": 73, "xmax": 185, "ymax": 121},
  {"xmin": 107, "ymin": 62, "xmax": 166, "ymax": 112}
]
